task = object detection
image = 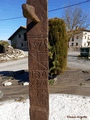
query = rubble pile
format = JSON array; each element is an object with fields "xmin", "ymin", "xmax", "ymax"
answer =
[{"xmin": 0, "ymin": 46, "xmax": 25, "ymax": 62}]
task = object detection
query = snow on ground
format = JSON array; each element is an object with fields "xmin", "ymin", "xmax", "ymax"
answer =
[{"xmin": 0, "ymin": 94, "xmax": 90, "ymax": 120}]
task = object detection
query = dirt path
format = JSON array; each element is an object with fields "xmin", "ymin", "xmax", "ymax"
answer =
[
  {"xmin": 0, "ymin": 69, "xmax": 90, "ymax": 102},
  {"xmin": 49, "ymin": 69, "xmax": 90, "ymax": 96},
  {"xmin": 0, "ymin": 70, "xmax": 29, "ymax": 101}
]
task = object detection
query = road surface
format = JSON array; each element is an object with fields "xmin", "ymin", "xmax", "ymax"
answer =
[
  {"xmin": 0, "ymin": 57, "xmax": 28, "ymax": 71},
  {"xmin": 0, "ymin": 52, "xmax": 90, "ymax": 71},
  {"xmin": 68, "ymin": 52, "xmax": 90, "ymax": 70}
]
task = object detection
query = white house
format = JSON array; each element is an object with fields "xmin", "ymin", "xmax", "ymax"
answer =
[{"xmin": 69, "ymin": 30, "xmax": 90, "ymax": 50}]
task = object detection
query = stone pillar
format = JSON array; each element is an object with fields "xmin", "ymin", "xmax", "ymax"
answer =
[{"xmin": 22, "ymin": 0, "xmax": 49, "ymax": 120}]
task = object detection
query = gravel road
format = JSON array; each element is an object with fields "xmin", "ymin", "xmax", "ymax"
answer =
[{"xmin": 0, "ymin": 51, "xmax": 90, "ymax": 71}]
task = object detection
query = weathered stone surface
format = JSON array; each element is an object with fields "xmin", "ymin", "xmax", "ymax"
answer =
[
  {"xmin": 22, "ymin": 0, "xmax": 49, "ymax": 120},
  {"xmin": 22, "ymin": 4, "xmax": 40, "ymax": 23},
  {"xmin": 22, "ymin": 82, "xmax": 29, "ymax": 86},
  {"xmin": 2, "ymin": 81, "xmax": 12, "ymax": 86},
  {"xmin": 0, "ymin": 45, "xmax": 25, "ymax": 61},
  {"xmin": 5, "ymin": 45, "xmax": 13, "ymax": 54}
]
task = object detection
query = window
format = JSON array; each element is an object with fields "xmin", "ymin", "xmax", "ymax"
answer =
[
  {"xmin": 21, "ymin": 43, "xmax": 23, "ymax": 47},
  {"xmin": 76, "ymin": 43, "xmax": 78, "ymax": 46},
  {"xmin": 84, "ymin": 43, "xmax": 86, "ymax": 46},
  {"xmin": 85, "ymin": 36, "xmax": 86, "ymax": 39},
  {"xmin": 76, "ymin": 36, "xmax": 78, "ymax": 39},
  {"xmin": 88, "ymin": 35, "xmax": 90, "ymax": 40},
  {"xmin": 72, "ymin": 43, "xmax": 74, "ymax": 46},
  {"xmin": 72, "ymin": 36, "xmax": 74, "ymax": 41},
  {"xmin": 18, "ymin": 34, "xmax": 21, "ymax": 38},
  {"xmin": 24, "ymin": 33, "xmax": 27, "ymax": 41},
  {"xmin": 88, "ymin": 42, "xmax": 90, "ymax": 46},
  {"xmin": 84, "ymin": 32, "xmax": 87, "ymax": 35}
]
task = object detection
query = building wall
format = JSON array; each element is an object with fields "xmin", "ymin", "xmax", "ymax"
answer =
[
  {"xmin": 69, "ymin": 32, "xmax": 83, "ymax": 47},
  {"xmin": 69, "ymin": 31, "xmax": 90, "ymax": 49},
  {"xmin": 82, "ymin": 32, "xmax": 90, "ymax": 47},
  {"xmin": 11, "ymin": 29, "xmax": 28, "ymax": 51}
]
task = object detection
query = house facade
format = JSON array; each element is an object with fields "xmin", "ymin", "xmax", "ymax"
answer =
[
  {"xmin": 8, "ymin": 26, "xmax": 28, "ymax": 51},
  {"xmin": 69, "ymin": 30, "xmax": 90, "ymax": 51}
]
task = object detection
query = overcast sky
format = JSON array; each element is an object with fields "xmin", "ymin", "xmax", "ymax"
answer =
[{"xmin": 0, "ymin": 0, "xmax": 90, "ymax": 40}]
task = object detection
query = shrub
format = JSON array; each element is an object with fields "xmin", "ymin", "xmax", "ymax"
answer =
[
  {"xmin": 0, "ymin": 40, "xmax": 9, "ymax": 48},
  {"xmin": 0, "ymin": 40, "xmax": 9, "ymax": 53},
  {"xmin": 48, "ymin": 18, "xmax": 68, "ymax": 75}
]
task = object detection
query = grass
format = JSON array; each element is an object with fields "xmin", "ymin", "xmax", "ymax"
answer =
[
  {"xmin": 49, "ymin": 79, "xmax": 55, "ymax": 85},
  {"xmin": 15, "ymin": 95, "xmax": 27, "ymax": 102},
  {"xmin": 79, "ymin": 83, "xmax": 85, "ymax": 86}
]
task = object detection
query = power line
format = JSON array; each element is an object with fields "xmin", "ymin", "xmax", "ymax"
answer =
[
  {"xmin": 0, "ymin": 0, "xmax": 90, "ymax": 21},
  {"xmin": 49, "ymin": 0, "xmax": 90, "ymax": 12},
  {"xmin": 0, "ymin": 16, "xmax": 23, "ymax": 21}
]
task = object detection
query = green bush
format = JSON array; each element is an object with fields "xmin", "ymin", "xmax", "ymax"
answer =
[
  {"xmin": 49, "ymin": 79, "xmax": 55, "ymax": 85},
  {"xmin": 0, "ymin": 40, "xmax": 9, "ymax": 50},
  {"xmin": 48, "ymin": 18, "xmax": 68, "ymax": 75}
]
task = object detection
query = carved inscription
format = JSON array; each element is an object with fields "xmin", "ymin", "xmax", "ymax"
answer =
[
  {"xmin": 30, "ymin": 88, "xmax": 48, "ymax": 107},
  {"xmin": 30, "ymin": 70, "xmax": 48, "ymax": 79},
  {"xmin": 31, "ymin": 97, "xmax": 48, "ymax": 107},
  {"xmin": 27, "ymin": 35, "xmax": 47, "ymax": 38},
  {"xmin": 26, "ymin": 0, "xmax": 49, "ymax": 119},
  {"xmin": 30, "ymin": 78, "xmax": 48, "ymax": 108},
  {"xmin": 37, "ymin": 52, "xmax": 48, "ymax": 61},
  {"xmin": 30, "ymin": 89, "xmax": 48, "ymax": 97},
  {"xmin": 29, "ymin": 52, "xmax": 48, "ymax": 62},
  {"xmin": 30, "ymin": 80, "xmax": 48, "ymax": 88},
  {"xmin": 28, "ymin": 38, "xmax": 48, "ymax": 51},
  {"xmin": 29, "ymin": 55, "xmax": 48, "ymax": 70}
]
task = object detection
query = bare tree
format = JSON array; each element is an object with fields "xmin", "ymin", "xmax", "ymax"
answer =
[
  {"xmin": 63, "ymin": 6, "xmax": 90, "ymax": 31},
  {"xmin": 62, "ymin": 6, "xmax": 90, "ymax": 44}
]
